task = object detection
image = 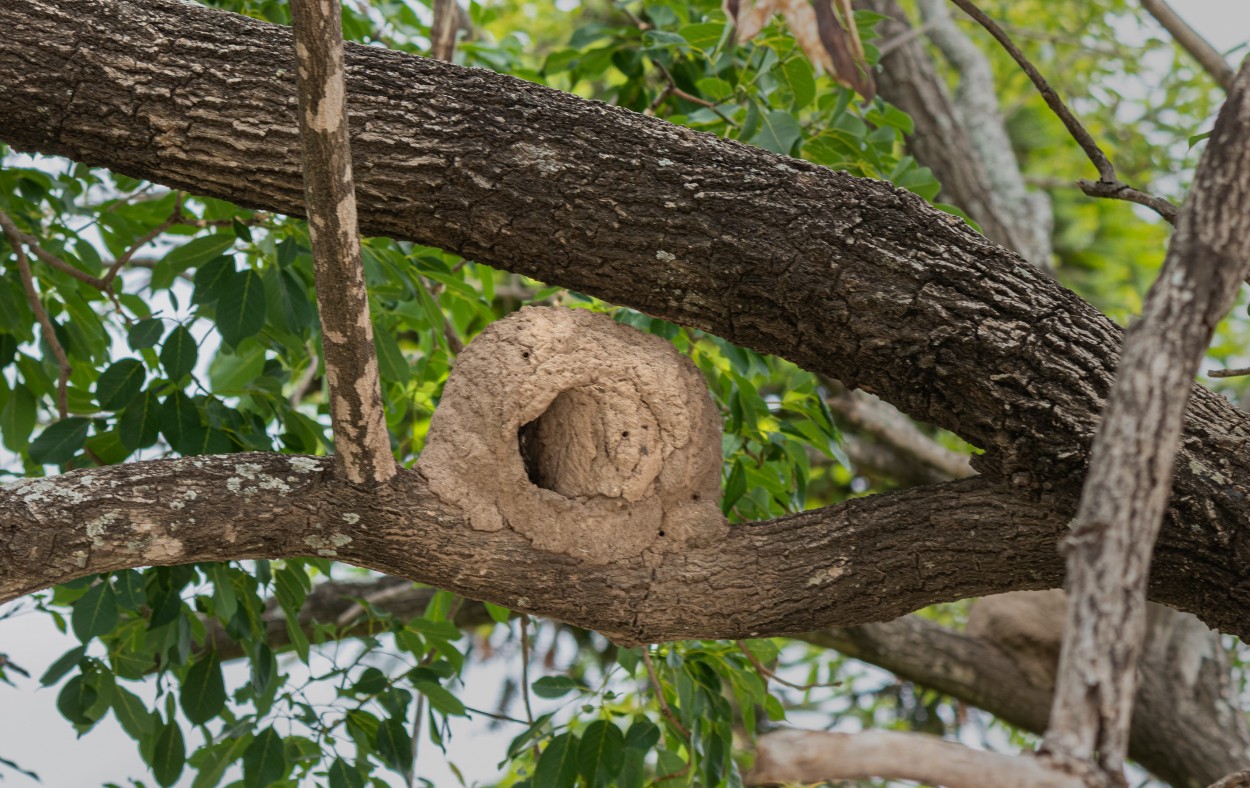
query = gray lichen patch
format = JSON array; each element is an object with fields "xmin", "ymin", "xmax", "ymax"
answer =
[{"xmin": 418, "ymin": 306, "xmax": 726, "ymax": 565}]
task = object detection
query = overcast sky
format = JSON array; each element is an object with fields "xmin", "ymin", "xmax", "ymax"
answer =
[{"xmin": 2, "ymin": 3, "xmax": 1248, "ymax": 787}]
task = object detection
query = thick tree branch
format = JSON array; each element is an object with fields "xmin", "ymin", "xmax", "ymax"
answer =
[
  {"xmin": 1044, "ymin": 61, "xmax": 1250, "ymax": 776},
  {"xmin": 808, "ymin": 594, "xmax": 1250, "ymax": 787},
  {"xmin": 4, "ymin": 0, "xmax": 1250, "ymax": 637},
  {"xmin": 1139, "ymin": 0, "xmax": 1236, "ymax": 92},
  {"xmin": 748, "ymin": 728, "xmax": 1078, "ymax": 787},
  {"xmin": 290, "ymin": 0, "xmax": 395, "ymax": 486},
  {"xmin": 0, "ymin": 455, "xmax": 1071, "ymax": 644}
]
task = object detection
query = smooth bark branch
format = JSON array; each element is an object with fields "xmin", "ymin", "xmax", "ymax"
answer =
[
  {"xmin": 6, "ymin": 0, "xmax": 1250, "ymax": 636},
  {"xmin": 748, "ymin": 729, "xmax": 1079, "ymax": 787},
  {"xmin": 290, "ymin": 0, "xmax": 395, "ymax": 486},
  {"xmin": 1044, "ymin": 62, "xmax": 1250, "ymax": 776},
  {"xmin": 1139, "ymin": 0, "xmax": 1236, "ymax": 92}
]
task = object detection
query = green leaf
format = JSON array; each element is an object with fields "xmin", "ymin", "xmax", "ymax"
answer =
[
  {"xmin": 243, "ymin": 727, "xmax": 287, "ymax": 788},
  {"xmin": 327, "ymin": 757, "xmax": 366, "ymax": 788},
  {"xmin": 0, "ymin": 332, "xmax": 16, "ymax": 368},
  {"xmin": 484, "ymin": 602, "xmax": 512, "ymax": 624},
  {"xmin": 373, "ymin": 320, "xmax": 409, "ymax": 384},
  {"xmin": 217, "ymin": 269, "xmax": 267, "ymax": 347},
  {"xmin": 181, "ymin": 651, "xmax": 226, "ymax": 725},
  {"xmin": 164, "ymin": 233, "xmax": 236, "ymax": 275},
  {"xmin": 128, "ymin": 319, "xmax": 165, "ymax": 351},
  {"xmin": 578, "ymin": 720, "xmax": 625, "ymax": 787},
  {"xmin": 72, "ymin": 582, "xmax": 120, "ymax": 642},
  {"xmin": 678, "ymin": 22, "xmax": 726, "ymax": 52},
  {"xmin": 40, "ymin": 645, "xmax": 87, "ymax": 686},
  {"xmin": 1, "ymin": 383, "xmax": 36, "ymax": 452},
  {"xmin": 695, "ymin": 77, "xmax": 734, "ymax": 102},
  {"xmin": 96, "ymin": 358, "xmax": 146, "ymax": 410},
  {"xmin": 750, "ymin": 110, "xmax": 803, "ymax": 155},
  {"xmin": 56, "ymin": 674, "xmax": 98, "ymax": 726},
  {"xmin": 151, "ymin": 721, "xmax": 187, "ymax": 788},
  {"xmin": 533, "ymin": 732, "xmax": 579, "ymax": 788},
  {"xmin": 112, "ymin": 685, "xmax": 157, "ymax": 741},
  {"xmin": 119, "ymin": 390, "xmax": 162, "ymax": 451},
  {"xmin": 192, "ymin": 256, "xmax": 237, "ymax": 305},
  {"xmin": 373, "ymin": 718, "xmax": 413, "ymax": 775},
  {"xmin": 531, "ymin": 675, "xmax": 581, "ymax": 699},
  {"xmin": 624, "ymin": 719, "xmax": 661, "ymax": 751},
  {"xmin": 414, "ymin": 680, "xmax": 467, "ymax": 717},
  {"xmin": 161, "ymin": 325, "xmax": 198, "ymax": 380},
  {"xmin": 161, "ymin": 391, "xmax": 206, "ymax": 455},
  {"xmin": 190, "ymin": 734, "xmax": 252, "ymax": 788},
  {"xmin": 210, "ymin": 343, "xmax": 266, "ymax": 393},
  {"xmin": 29, "ymin": 417, "xmax": 91, "ymax": 465},
  {"xmin": 1188, "ymin": 130, "xmax": 1212, "ymax": 148},
  {"xmin": 777, "ymin": 57, "xmax": 816, "ymax": 111}
]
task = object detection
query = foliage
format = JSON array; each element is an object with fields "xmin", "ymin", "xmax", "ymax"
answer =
[{"xmin": 0, "ymin": 0, "xmax": 1236, "ymax": 785}]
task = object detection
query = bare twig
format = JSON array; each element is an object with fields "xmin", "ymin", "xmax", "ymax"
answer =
[
  {"xmin": 946, "ymin": 0, "xmax": 1179, "ymax": 224},
  {"xmin": 1140, "ymin": 0, "xmax": 1236, "ymax": 92},
  {"xmin": 3, "ymin": 239, "xmax": 71, "ymax": 418},
  {"xmin": 642, "ymin": 649, "xmax": 690, "ymax": 739},
  {"xmin": 736, "ymin": 641, "xmax": 842, "ymax": 692},
  {"xmin": 1208, "ymin": 366, "xmax": 1250, "ymax": 379},
  {"xmin": 519, "ymin": 616, "xmax": 535, "ymax": 726},
  {"xmin": 290, "ymin": 0, "xmax": 397, "ymax": 486}
]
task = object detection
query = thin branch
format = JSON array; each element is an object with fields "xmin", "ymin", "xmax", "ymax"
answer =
[
  {"xmin": 735, "ymin": 642, "xmax": 841, "ymax": 692},
  {"xmin": 1139, "ymin": 0, "xmax": 1236, "ymax": 92},
  {"xmin": 519, "ymin": 616, "xmax": 535, "ymax": 727},
  {"xmin": 290, "ymin": 0, "xmax": 397, "ymax": 486},
  {"xmin": 945, "ymin": 0, "xmax": 1179, "ymax": 224},
  {"xmin": 430, "ymin": 0, "xmax": 458, "ymax": 61},
  {"xmin": 1207, "ymin": 366, "xmax": 1250, "ymax": 379},
  {"xmin": 642, "ymin": 649, "xmax": 690, "ymax": 739},
  {"xmin": 1, "ymin": 233, "xmax": 71, "ymax": 418}
]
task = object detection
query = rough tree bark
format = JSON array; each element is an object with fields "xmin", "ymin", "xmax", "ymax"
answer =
[
  {"xmin": 2, "ymin": 0, "xmax": 1250, "ymax": 647},
  {"xmin": 1044, "ymin": 60, "xmax": 1250, "ymax": 778},
  {"xmin": 290, "ymin": 0, "xmax": 396, "ymax": 486}
]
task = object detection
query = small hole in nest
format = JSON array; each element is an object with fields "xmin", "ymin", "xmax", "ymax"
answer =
[
  {"xmin": 521, "ymin": 351, "xmax": 530, "ymax": 359},
  {"xmin": 691, "ymin": 493, "xmax": 700, "ymax": 501},
  {"xmin": 658, "ymin": 529, "xmax": 666, "ymax": 537},
  {"xmin": 621, "ymin": 431, "xmax": 630, "ymax": 438}
]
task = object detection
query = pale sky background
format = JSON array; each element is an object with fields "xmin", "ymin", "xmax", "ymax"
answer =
[{"xmin": 2, "ymin": 3, "xmax": 1249, "ymax": 787}]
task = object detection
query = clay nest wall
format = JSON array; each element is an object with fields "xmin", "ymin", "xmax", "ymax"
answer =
[{"xmin": 418, "ymin": 306, "xmax": 727, "ymax": 565}]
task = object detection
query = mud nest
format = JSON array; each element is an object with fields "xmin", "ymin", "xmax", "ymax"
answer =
[{"xmin": 418, "ymin": 307, "xmax": 726, "ymax": 564}]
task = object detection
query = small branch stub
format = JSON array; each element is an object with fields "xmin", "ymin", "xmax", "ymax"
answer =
[{"xmin": 418, "ymin": 307, "xmax": 727, "ymax": 565}]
